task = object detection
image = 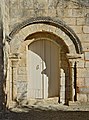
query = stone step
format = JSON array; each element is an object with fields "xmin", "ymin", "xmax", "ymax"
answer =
[
  {"xmin": 9, "ymin": 97, "xmax": 59, "ymax": 108},
  {"xmin": 27, "ymin": 97, "xmax": 59, "ymax": 106},
  {"xmin": 69, "ymin": 101, "xmax": 81, "ymax": 106},
  {"xmin": 69, "ymin": 101, "xmax": 89, "ymax": 107}
]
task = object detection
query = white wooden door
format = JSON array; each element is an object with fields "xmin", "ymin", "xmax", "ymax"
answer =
[{"xmin": 28, "ymin": 40, "xmax": 60, "ymax": 99}]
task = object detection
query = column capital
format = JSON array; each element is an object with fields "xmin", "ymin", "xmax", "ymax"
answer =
[
  {"xmin": 66, "ymin": 53, "xmax": 83, "ymax": 67},
  {"xmin": 66, "ymin": 53, "xmax": 82, "ymax": 59}
]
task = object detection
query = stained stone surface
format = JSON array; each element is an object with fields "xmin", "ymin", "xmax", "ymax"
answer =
[{"xmin": 0, "ymin": 1, "xmax": 89, "ymax": 118}]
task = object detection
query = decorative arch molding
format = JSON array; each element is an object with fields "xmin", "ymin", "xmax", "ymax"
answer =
[{"xmin": 9, "ymin": 17, "xmax": 82, "ymax": 54}]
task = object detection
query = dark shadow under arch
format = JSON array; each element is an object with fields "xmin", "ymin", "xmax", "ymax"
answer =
[{"xmin": 9, "ymin": 17, "xmax": 82, "ymax": 54}]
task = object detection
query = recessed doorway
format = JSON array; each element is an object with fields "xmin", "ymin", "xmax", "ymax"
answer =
[{"xmin": 27, "ymin": 39, "xmax": 60, "ymax": 99}]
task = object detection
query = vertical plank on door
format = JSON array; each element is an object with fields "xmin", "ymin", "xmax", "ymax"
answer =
[
  {"xmin": 49, "ymin": 42, "xmax": 60, "ymax": 97},
  {"xmin": 43, "ymin": 40, "xmax": 50, "ymax": 98}
]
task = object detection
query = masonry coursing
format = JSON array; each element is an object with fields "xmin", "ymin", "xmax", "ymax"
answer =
[{"xmin": 0, "ymin": 0, "xmax": 89, "ymax": 110}]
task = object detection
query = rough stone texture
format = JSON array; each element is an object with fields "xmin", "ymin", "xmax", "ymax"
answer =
[
  {"xmin": 77, "ymin": 18, "xmax": 85, "ymax": 25},
  {"xmin": 17, "ymin": 81, "xmax": 27, "ymax": 100},
  {"xmin": 7, "ymin": 0, "xmax": 89, "ymax": 104},
  {"xmin": 77, "ymin": 77, "xmax": 85, "ymax": 87},
  {"xmin": 0, "ymin": 0, "xmax": 89, "ymax": 115},
  {"xmin": 85, "ymin": 78, "xmax": 89, "ymax": 86},
  {"xmin": 78, "ymin": 33, "xmax": 89, "ymax": 42},
  {"xmin": 83, "ymin": 26, "xmax": 89, "ymax": 33},
  {"xmin": 77, "ymin": 94, "xmax": 87, "ymax": 102},
  {"xmin": 85, "ymin": 52, "xmax": 89, "ymax": 60},
  {"xmin": 0, "ymin": 1, "xmax": 5, "ymax": 111}
]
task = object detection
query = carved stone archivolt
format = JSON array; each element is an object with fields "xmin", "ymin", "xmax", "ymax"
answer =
[{"xmin": 9, "ymin": 17, "xmax": 82, "ymax": 54}]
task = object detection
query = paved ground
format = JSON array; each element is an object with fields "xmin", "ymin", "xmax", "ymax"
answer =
[
  {"xmin": 1, "ymin": 103, "xmax": 89, "ymax": 120},
  {"xmin": 1, "ymin": 99, "xmax": 89, "ymax": 120}
]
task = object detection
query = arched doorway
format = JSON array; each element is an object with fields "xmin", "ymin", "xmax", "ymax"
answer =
[
  {"xmin": 27, "ymin": 39, "xmax": 60, "ymax": 99},
  {"xmin": 26, "ymin": 32, "xmax": 70, "ymax": 104},
  {"xmin": 7, "ymin": 17, "xmax": 82, "ymax": 107}
]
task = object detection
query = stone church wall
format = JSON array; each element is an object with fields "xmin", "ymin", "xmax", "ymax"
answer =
[
  {"xmin": 0, "ymin": 1, "xmax": 3, "ymax": 111},
  {"xmin": 1, "ymin": 0, "xmax": 89, "ymax": 106}
]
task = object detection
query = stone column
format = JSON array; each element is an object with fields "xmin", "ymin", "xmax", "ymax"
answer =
[
  {"xmin": 60, "ymin": 69, "xmax": 65, "ymax": 104},
  {"xmin": 9, "ymin": 54, "xmax": 19, "ymax": 107},
  {"xmin": 67, "ymin": 54, "xmax": 81, "ymax": 102},
  {"xmin": 70, "ymin": 60, "xmax": 75, "ymax": 101}
]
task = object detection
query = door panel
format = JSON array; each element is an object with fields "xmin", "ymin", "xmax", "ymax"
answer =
[
  {"xmin": 49, "ymin": 42, "xmax": 59, "ymax": 97},
  {"xmin": 28, "ymin": 40, "xmax": 60, "ymax": 99},
  {"xmin": 28, "ymin": 41, "xmax": 43, "ymax": 98}
]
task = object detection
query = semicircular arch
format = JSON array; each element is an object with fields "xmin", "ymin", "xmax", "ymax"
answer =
[{"xmin": 9, "ymin": 17, "xmax": 82, "ymax": 54}]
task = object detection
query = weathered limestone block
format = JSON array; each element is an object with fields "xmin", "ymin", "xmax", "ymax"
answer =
[
  {"xmin": 17, "ymin": 81, "xmax": 27, "ymax": 100},
  {"xmin": 9, "ymin": 1, "xmax": 21, "ymax": 19},
  {"xmin": 82, "ymin": 43, "xmax": 89, "ymax": 51},
  {"xmin": 85, "ymin": 61, "xmax": 89, "ymax": 68},
  {"xmin": 72, "ymin": 8, "xmax": 86, "ymax": 18},
  {"xmin": 17, "ymin": 92, "xmax": 27, "ymax": 100},
  {"xmin": 85, "ymin": 52, "xmax": 89, "ymax": 60},
  {"xmin": 55, "ymin": 28, "xmax": 73, "ymax": 47},
  {"xmin": 24, "ymin": 10, "xmax": 36, "ymax": 18},
  {"xmin": 70, "ymin": 26, "xmax": 83, "ymax": 34},
  {"xmin": 85, "ymin": 78, "xmax": 89, "ymax": 86},
  {"xmin": 63, "ymin": 18, "xmax": 76, "ymax": 25},
  {"xmin": 77, "ymin": 18, "xmax": 85, "ymax": 25},
  {"xmin": 77, "ymin": 94, "xmax": 87, "ymax": 102},
  {"xmin": 10, "ymin": 36, "xmax": 22, "ymax": 53},
  {"xmin": 55, "ymin": 8, "xmax": 63, "ymax": 18},
  {"xmin": 77, "ymin": 77, "xmax": 85, "ymax": 87},
  {"xmin": 64, "ymin": 9, "xmax": 72, "ymax": 17},
  {"xmin": 79, "ymin": 87, "xmax": 89, "ymax": 94},
  {"xmin": 23, "ymin": 0, "xmax": 33, "ymax": 9},
  {"xmin": 77, "ymin": 60, "xmax": 84, "ymax": 68},
  {"xmin": 68, "ymin": 44, "xmax": 76, "ymax": 54},
  {"xmin": 68, "ymin": 2, "xmax": 79, "ymax": 9},
  {"xmin": 77, "ymin": 33, "xmax": 89, "ymax": 42},
  {"xmin": 17, "ymin": 67, "xmax": 27, "ymax": 75},
  {"xmin": 18, "ymin": 58, "xmax": 26, "ymax": 67},
  {"xmin": 77, "ymin": 68, "xmax": 89, "ymax": 77},
  {"xmin": 83, "ymin": 26, "xmax": 89, "ymax": 33},
  {"xmin": 48, "ymin": 8, "xmax": 56, "ymax": 17},
  {"xmin": 78, "ymin": 0, "xmax": 89, "ymax": 7},
  {"xmin": 85, "ymin": 13, "xmax": 89, "ymax": 25},
  {"xmin": 17, "ymin": 75, "xmax": 27, "ymax": 81}
]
